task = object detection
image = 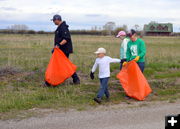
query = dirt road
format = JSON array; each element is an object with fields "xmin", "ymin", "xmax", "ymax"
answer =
[{"xmin": 0, "ymin": 101, "xmax": 179, "ymax": 129}]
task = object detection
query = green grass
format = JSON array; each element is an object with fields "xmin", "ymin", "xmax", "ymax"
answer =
[
  {"xmin": 0, "ymin": 34, "xmax": 180, "ymax": 119},
  {"xmin": 154, "ymin": 72, "xmax": 180, "ymax": 79}
]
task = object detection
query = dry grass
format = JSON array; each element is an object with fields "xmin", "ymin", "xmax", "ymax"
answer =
[{"xmin": 0, "ymin": 34, "xmax": 180, "ymax": 119}]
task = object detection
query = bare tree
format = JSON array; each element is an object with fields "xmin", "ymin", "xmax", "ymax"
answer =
[
  {"xmin": 114, "ymin": 24, "xmax": 128, "ymax": 36},
  {"xmin": 122, "ymin": 24, "xmax": 128, "ymax": 32},
  {"xmin": 103, "ymin": 22, "xmax": 116, "ymax": 35},
  {"xmin": 7, "ymin": 24, "xmax": 29, "ymax": 31},
  {"xmin": 91, "ymin": 26, "xmax": 98, "ymax": 31},
  {"xmin": 134, "ymin": 24, "xmax": 140, "ymax": 31}
]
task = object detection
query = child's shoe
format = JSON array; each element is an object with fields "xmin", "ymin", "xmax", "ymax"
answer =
[{"xmin": 94, "ymin": 97, "xmax": 102, "ymax": 104}]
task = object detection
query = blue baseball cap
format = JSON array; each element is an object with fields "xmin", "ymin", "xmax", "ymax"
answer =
[{"xmin": 51, "ymin": 14, "xmax": 62, "ymax": 21}]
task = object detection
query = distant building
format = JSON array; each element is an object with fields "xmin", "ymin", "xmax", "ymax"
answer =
[{"xmin": 144, "ymin": 22, "xmax": 173, "ymax": 36}]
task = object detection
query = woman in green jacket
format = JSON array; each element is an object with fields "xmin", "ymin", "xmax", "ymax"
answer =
[{"xmin": 123, "ymin": 29, "xmax": 146, "ymax": 73}]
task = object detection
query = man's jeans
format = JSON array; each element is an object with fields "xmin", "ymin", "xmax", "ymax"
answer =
[
  {"xmin": 137, "ymin": 62, "xmax": 145, "ymax": 73},
  {"xmin": 65, "ymin": 53, "xmax": 80, "ymax": 83},
  {"xmin": 97, "ymin": 77, "xmax": 110, "ymax": 99}
]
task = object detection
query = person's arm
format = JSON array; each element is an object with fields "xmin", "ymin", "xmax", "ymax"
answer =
[
  {"xmin": 55, "ymin": 35, "xmax": 68, "ymax": 47},
  {"xmin": 91, "ymin": 59, "xmax": 98, "ymax": 73},
  {"xmin": 120, "ymin": 41, "xmax": 124, "ymax": 59},
  {"xmin": 124, "ymin": 39, "xmax": 128, "ymax": 58},
  {"xmin": 126, "ymin": 43, "xmax": 131, "ymax": 61},
  {"xmin": 56, "ymin": 26, "xmax": 71, "ymax": 47},
  {"xmin": 109, "ymin": 57, "xmax": 121, "ymax": 63},
  {"xmin": 61, "ymin": 26, "xmax": 71, "ymax": 44},
  {"xmin": 138, "ymin": 40, "xmax": 146, "ymax": 58}
]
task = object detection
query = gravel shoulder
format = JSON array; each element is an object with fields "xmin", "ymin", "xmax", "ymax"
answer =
[{"xmin": 0, "ymin": 101, "xmax": 180, "ymax": 129}]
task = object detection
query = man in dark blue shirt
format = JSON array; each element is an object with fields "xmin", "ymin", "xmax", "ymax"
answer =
[
  {"xmin": 45, "ymin": 14, "xmax": 80, "ymax": 86},
  {"xmin": 53, "ymin": 15, "xmax": 73, "ymax": 55}
]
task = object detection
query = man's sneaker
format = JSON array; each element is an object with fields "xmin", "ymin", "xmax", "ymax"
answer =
[
  {"xmin": 43, "ymin": 81, "xmax": 51, "ymax": 87},
  {"xmin": 94, "ymin": 98, "xmax": 102, "ymax": 104},
  {"xmin": 73, "ymin": 79, "xmax": 80, "ymax": 85},
  {"xmin": 125, "ymin": 95, "xmax": 131, "ymax": 100}
]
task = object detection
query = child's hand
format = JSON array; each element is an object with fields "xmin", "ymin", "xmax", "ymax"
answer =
[{"xmin": 90, "ymin": 72, "xmax": 94, "ymax": 80}]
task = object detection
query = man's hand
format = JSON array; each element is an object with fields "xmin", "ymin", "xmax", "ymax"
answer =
[
  {"xmin": 60, "ymin": 39, "xmax": 67, "ymax": 45},
  {"xmin": 52, "ymin": 45, "xmax": 59, "ymax": 53},
  {"xmin": 54, "ymin": 45, "xmax": 59, "ymax": 48},
  {"xmin": 90, "ymin": 72, "xmax": 94, "ymax": 80},
  {"xmin": 134, "ymin": 56, "xmax": 140, "ymax": 62},
  {"xmin": 123, "ymin": 62, "xmax": 127, "ymax": 66}
]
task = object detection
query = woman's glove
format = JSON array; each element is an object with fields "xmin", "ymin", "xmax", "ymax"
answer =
[
  {"xmin": 123, "ymin": 62, "xmax": 128, "ymax": 66},
  {"xmin": 134, "ymin": 56, "xmax": 140, "ymax": 62}
]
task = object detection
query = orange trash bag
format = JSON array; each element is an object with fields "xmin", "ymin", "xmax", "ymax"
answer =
[
  {"xmin": 117, "ymin": 60, "xmax": 152, "ymax": 101},
  {"xmin": 45, "ymin": 48, "xmax": 77, "ymax": 86}
]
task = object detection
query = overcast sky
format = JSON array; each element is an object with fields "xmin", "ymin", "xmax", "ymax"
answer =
[{"xmin": 0, "ymin": 0, "xmax": 180, "ymax": 31}]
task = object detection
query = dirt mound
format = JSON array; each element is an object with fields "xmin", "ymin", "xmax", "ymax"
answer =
[{"xmin": 0, "ymin": 67, "xmax": 22, "ymax": 76}]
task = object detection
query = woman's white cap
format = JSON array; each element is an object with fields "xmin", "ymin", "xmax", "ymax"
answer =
[{"xmin": 94, "ymin": 48, "xmax": 106, "ymax": 54}]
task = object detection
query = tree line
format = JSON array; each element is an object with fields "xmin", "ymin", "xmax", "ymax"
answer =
[
  {"xmin": 0, "ymin": 22, "xmax": 131, "ymax": 36},
  {"xmin": 1, "ymin": 23, "xmax": 179, "ymax": 36}
]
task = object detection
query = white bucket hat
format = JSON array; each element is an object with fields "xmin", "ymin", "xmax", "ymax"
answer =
[{"xmin": 94, "ymin": 48, "xmax": 106, "ymax": 54}]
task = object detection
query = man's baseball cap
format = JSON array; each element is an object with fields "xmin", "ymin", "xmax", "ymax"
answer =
[
  {"xmin": 51, "ymin": 14, "xmax": 62, "ymax": 21},
  {"xmin": 94, "ymin": 48, "xmax": 106, "ymax": 54},
  {"xmin": 127, "ymin": 29, "xmax": 136, "ymax": 37}
]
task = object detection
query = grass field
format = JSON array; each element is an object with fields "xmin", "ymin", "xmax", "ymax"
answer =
[{"xmin": 0, "ymin": 34, "xmax": 180, "ymax": 119}]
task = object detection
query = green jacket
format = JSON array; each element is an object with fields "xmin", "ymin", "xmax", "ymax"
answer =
[{"xmin": 126, "ymin": 38, "xmax": 146, "ymax": 62}]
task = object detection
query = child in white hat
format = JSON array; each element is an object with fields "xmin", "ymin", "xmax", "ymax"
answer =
[{"xmin": 90, "ymin": 48, "xmax": 121, "ymax": 104}]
